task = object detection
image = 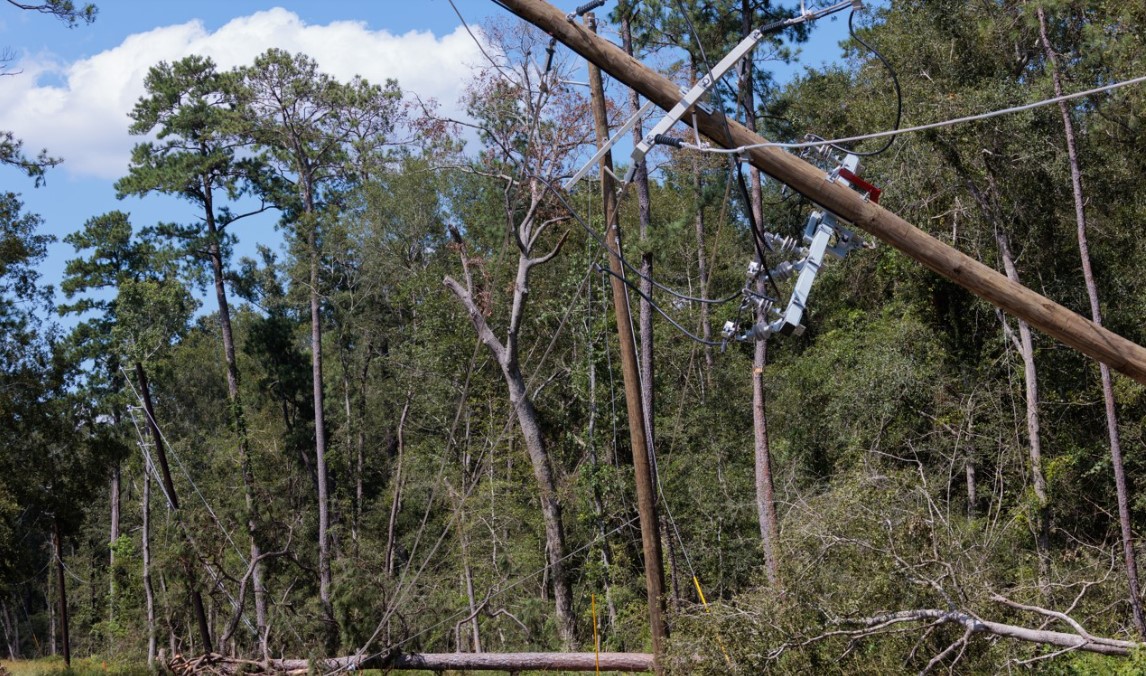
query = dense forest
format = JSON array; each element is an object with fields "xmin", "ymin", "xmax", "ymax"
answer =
[{"xmin": 5, "ymin": 0, "xmax": 1146, "ymax": 672}]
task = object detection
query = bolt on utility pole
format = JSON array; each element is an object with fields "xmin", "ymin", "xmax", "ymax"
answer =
[
  {"xmin": 585, "ymin": 13, "xmax": 668, "ymax": 672},
  {"xmin": 494, "ymin": 0, "xmax": 1146, "ymax": 386}
]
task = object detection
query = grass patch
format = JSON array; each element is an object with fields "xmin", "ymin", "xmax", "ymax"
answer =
[{"xmin": 0, "ymin": 657, "xmax": 148, "ymax": 675}]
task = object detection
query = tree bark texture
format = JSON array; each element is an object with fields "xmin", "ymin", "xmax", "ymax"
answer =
[
  {"xmin": 838, "ymin": 607, "xmax": 1143, "ymax": 657},
  {"xmin": 741, "ymin": 0, "xmax": 780, "ymax": 587},
  {"xmin": 143, "ymin": 471, "xmax": 156, "ymax": 669},
  {"xmin": 166, "ymin": 651, "xmax": 654, "ymax": 674},
  {"xmin": 443, "ymin": 210, "xmax": 578, "ymax": 649},
  {"xmin": 307, "ymin": 218, "xmax": 336, "ymax": 646},
  {"xmin": 996, "ymin": 231, "xmax": 1051, "ymax": 596},
  {"xmin": 204, "ymin": 194, "xmax": 269, "ymax": 656},
  {"xmin": 620, "ymin": 12, "xmax": 657, "ymax": 470},
  {"xmin": 108, "ymin": 460, "xmax": 120, "ymax": 635},
  {"xmin": 502, "ymin": 365, "xmax": 578, "ymax": 649},
  {"xmin": 385, "ymin": 398, "xmax": 410, "ymax": 578}
]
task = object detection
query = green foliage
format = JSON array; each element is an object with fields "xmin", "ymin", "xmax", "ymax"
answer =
[
  {"xmin": 13, "ymin": 3, "xmax": 1146, "ymax": 671},
  {"xmin": 4, "ymin": 0, "xmax": 96, "ymax": 27}
]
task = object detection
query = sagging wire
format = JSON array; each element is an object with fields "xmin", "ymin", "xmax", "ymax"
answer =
[
  {"xmin": 534, "ymin": 174, "xmax": 736, "ymax": 352},
  {"xmin": 597, "ymin": 264, "xmax": 725, "ymax": 348},
  {"xmin": 668, "ymin": 0, "xmax": 785, "ymax": 300},
  {"xmin": 689, "ymin": 73, "xmax": 1146, "ymax": 155},
  {"xmin": 834, "ymin": 9, "xmax": 902, "ymax": 157},
  {"xmin": 535, "ymin": 174, "xmax": 742, "ymax": 306}
]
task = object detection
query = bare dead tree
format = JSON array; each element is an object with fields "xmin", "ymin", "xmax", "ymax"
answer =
[
  {"xmin": 444, "ymin": 210, "xmax": 575, "ymax": 647},
  {"xmin": 440, "ymin": 19, "xmax": 594, "ymax": 650}
]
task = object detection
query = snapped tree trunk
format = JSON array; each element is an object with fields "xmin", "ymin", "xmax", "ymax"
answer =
[
  {"xmin": 939, "ymin": 144, "xmax": 1052, "ymax": 597},
  {"xmin": 108, "ymin": 460, "xmax": 120, "ymax": 639},
  {"xmin": 996, "ymin": 231, "xmax": 1051, "ymax": 596},
  {"xmin": 503, "ymin": 364, "xmax": 578, "ymax": 649},
  {"xmin": 143, "ymin": 470, "xmax": 156, "ymax": 669},
  {"xmin": 385, "ymin": 399, "xmax": 410, "ymax": 578},
  {"xmin": 1037, "ymin": 5, "xmax": 1146, "ymax": 637},
  {"xmin": 444, "ymin": 222, "xmax": 579, "ymax": 649},
  {"xmin": 134, "ymin": 361, "xmax": 213, "ymax": 654}
]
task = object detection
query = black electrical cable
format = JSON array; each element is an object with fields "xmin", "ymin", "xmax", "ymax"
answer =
[
  {"xmin": 470, "ymin": 146, "xmax": 740, "ymax": 307},
  {"xmin": 533, "ymin": 174, "xmax": 743, "ymax": 306},
  {"xmin": 596, "ymin": 264, "xmax": 726, "ymax": 348},
  {"xmin": 670, "ymin": 0, "xmax": 784, "ymax": 299},
  {"xmin": 829, "ymin": 10, "xmax": 903, "ymax": 158}
]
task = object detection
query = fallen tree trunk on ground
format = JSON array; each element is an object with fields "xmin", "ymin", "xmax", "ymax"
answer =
[
  {"xmin": 164, "ymin": 651, "xmax": 655, "ymax": 674},
  {"xmin": 811, "ymin": 609, "xmax": 1142, "ymax": 658}
]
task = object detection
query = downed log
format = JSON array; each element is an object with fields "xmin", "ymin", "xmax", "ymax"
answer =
[
  {"xmin": 165, "ymin": 651, "xmax": 655, "ymax": 674},
  {"xmin": 834, "ymin": 609, "xmax": 1141, "ymax": 657},
  {"xmin": 388, "ymin": 651, "xmax": 653, "ymax": 671}
]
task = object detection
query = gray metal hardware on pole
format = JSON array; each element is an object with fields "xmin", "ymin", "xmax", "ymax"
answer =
[{"xmin": 492, "ymin": 0, "xmax": 1146, "ymax": 386}]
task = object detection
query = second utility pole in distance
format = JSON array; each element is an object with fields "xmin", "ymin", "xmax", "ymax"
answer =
[{"xmin": 584, "ymin": 13, "xmax": 668, "ymax": 673}]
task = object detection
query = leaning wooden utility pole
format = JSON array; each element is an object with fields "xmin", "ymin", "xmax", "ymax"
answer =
[
  {"xmin": 493, "ymin": 0, "xmax": 1146, "ymax": 385},
  {"xmin": 585, "ymin": 13, "xmax": 668, "ymax": 671}
]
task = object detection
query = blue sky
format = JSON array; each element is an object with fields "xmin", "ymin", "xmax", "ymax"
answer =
[{"xmin": 0, "ymin": 0, "xmax": 861, "ymax": 317}]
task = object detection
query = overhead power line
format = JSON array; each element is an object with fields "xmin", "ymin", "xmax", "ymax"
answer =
[{"xmin": 683, "ymin": 73, "xmax": 1146, "ymax": 155}]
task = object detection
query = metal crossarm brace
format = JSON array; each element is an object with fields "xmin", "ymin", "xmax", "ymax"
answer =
[
  {"xmin": 566, "ymin": 99, "xmax": 656, "ymax": 190},
  {"xmin": 623, "ymin": 0, "xmax": 861, "ymax": 183}
]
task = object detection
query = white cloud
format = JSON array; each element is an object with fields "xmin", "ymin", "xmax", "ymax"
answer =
[{"xmin": 0, "ymin": 8, "xmax": 485, "ymax": 179}]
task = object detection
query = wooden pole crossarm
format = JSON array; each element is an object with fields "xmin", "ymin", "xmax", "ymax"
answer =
[{"xmin": 493, "ymin": 0, "xmax": 1146, "ymax": 385}]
